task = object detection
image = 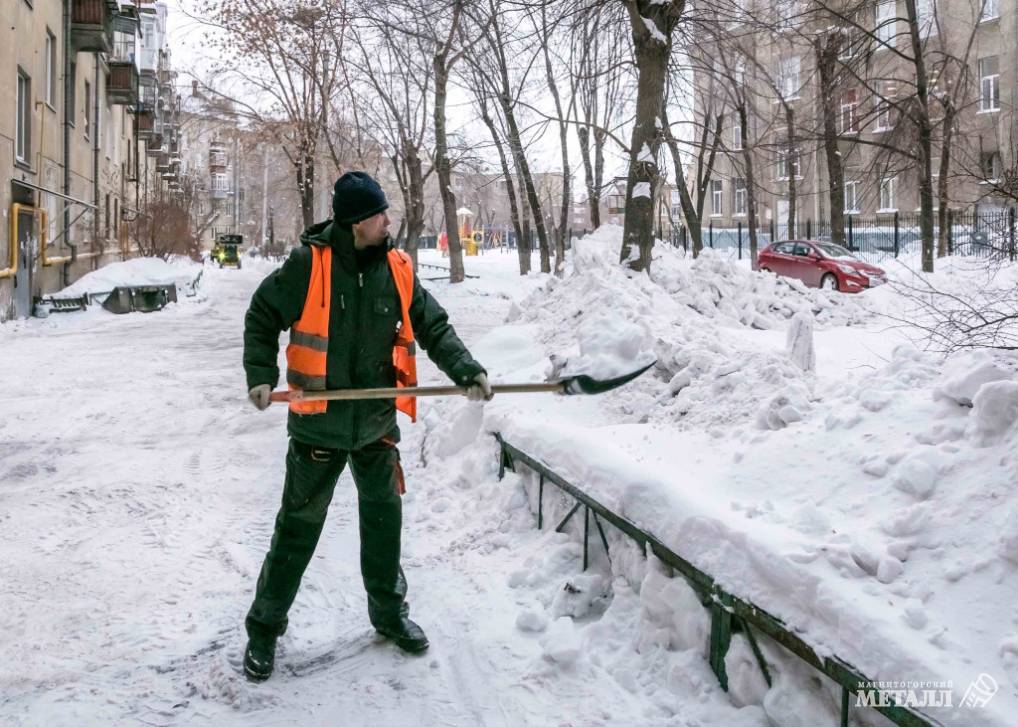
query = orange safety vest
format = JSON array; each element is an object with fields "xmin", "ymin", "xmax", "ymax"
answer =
[{"xmin": 286, "ymin": 246, "xmax": 418, "ymax": 421}]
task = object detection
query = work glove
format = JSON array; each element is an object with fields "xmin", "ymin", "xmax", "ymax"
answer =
[
  {"xmin": 465, "ymin": 373, "xmax": 494, "ymax": 402},
  {"xmin": 248, "ymin": 384, "xmax": 272, "ymax": 411}
]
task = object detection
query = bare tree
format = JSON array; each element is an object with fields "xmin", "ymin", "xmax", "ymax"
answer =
[
  {"xmin": 569, "ymin": 4, "xmax": 628, "ymax": 231},
  {"xmin": 347, "ymin": 16, "xmax": 435, "ymax": 266},
  {"xmin": 465, "ymin": 0, "xmax": 554, "ymax": 273},
  {"xmin": 198, "ymin": 0, "xmax": 348, "ymax": 228},
  {"xmin": 618, "ymin": 0, "xmax": 686, "ymax": 273}
]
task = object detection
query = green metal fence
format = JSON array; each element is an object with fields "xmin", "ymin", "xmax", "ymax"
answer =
[
  {"xmin": 495, "ymin": 434, "xmax": 944, "ymax": 727},
  {"xmin": 668, "ymin": 207, "xmax": 1018, "ymax": 262}
]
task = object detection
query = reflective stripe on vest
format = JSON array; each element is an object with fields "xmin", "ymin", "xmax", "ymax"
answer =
[
  {"xmin": 286, "ymin": 246, "xmax": 331, "ymax": 414},
  {"xmin": 387, "ymin": 248, "xmax": 418, "ymax": 422},
  {"xmin": 285, "ymin": 245, "xmax": 418, "ymax": 421}
]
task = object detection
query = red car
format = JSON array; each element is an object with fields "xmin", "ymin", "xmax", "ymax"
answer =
[{"xmin": 756, "ymin": 240, "xmax": 887, "ymax": 292}]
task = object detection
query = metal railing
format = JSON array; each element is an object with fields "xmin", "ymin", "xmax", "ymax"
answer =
[{"xmin": 495, "ymin": 435, "xmax": 942, "ymax": 727}]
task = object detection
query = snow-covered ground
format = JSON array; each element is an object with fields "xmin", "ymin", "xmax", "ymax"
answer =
[{"xmin": 1, "ymin": 235, "xmax": 1015, "ymax": 726}]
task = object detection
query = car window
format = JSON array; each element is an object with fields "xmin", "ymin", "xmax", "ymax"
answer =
[
  {"xmin": 773, "ymin": 243, "xmax": 794, "ymax": 254},
  {"xmin": 815, "ymin": 242, "xmax": 859, "ymax": 260},
  {"xmin": 793, "ymin": 243, "xmax": 813, "ymax": 256}
]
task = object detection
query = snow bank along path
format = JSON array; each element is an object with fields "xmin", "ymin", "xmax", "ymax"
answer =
[
  {"xmin": 1, "ymin": 250, "xmax": 770, "ymax": 726},
  {"xmin": 477, "ymin": 227, "xmax": 1018, "ymax": 727}
]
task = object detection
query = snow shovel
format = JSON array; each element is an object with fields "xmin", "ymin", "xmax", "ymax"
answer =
[{"xmin": 268, "ymin": 360, "xmax": 656, "ymax": 404}]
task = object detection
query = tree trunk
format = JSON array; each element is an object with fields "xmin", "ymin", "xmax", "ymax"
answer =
[
  {"xmin": 478, "ymin": 100, "xmax": 529, "ymax": 274},
  {"xmin": 577, "ymin": 124, "xmax": 598, "ymax": 230},
  {"xmin": 937, "ymin": 102, "xmax": 955, "ymax": 258},
  {"xmin": 738, "ymin": 106, "xmax": 760, "ymax": 265},
  {"xmin": 784, "ymin": 105, "xmax": 796, "ymax": 238},
  {"xmin": 662, "ymin": 104, "xmax": 701, "ymax": 254},
  {"xmin": 297, "ymin": 153, "xmax": 315, "ymax": 229},
  {"xmin": 501, "ymin": 99, "xmax": 550, "ymax": 273},
  {"xmin": 593, "ymin": 127, "xmax": 606, "ymax": 229},
  {"xmin": 815, "ymin": 36, "xmax": 846, "ymax": 248},
  {"xmin": 540, "ymin": 5, "xmax": 569, "ymax": 274},
  {"xmin": 620, "ymin": 0, "xmax": 684, "ymax": 272},
  {"xmin": 433, "ymin": 56, "xmax": 464, "ymax": 283},
  {"xmin": 904, "ymin": 0, "xmax": 935, "ymax": 273}
]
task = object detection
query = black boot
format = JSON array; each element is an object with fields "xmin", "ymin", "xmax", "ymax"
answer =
[
  {"xmin": 375, "ymin": 616, "xmax": 429, "ymax": 653},
  {"xmin": 243, "ymin": 633, "xmax": 278, "ymax": 681}
]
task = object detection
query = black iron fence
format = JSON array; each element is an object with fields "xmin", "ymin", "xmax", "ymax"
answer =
[{"xmin": 669, "ymin": 207, "xmax": 1018, "ymax": 261}]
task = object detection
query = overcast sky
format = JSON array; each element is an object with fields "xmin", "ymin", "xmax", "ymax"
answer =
[{"xmin": 157, "ymin": 0, "xmax": 627, "ymax": 186}]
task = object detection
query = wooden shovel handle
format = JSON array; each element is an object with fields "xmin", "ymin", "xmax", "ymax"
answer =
[{"xmin": 269, "ymin": 381, "xmax": 564, "ymax": 403}]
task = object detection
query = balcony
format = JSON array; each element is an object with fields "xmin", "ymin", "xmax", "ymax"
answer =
[
  {"xmin": 209, "ymin": 150, "xmax": 228, "ymax": 169},
  {"xmin": 108, "ymin": 62, "xmax": 139, "ymax": 105},
  {"xmin": 135, "ymin": 105, "xmax": 155, "ymax": 138},
  {"xmin": 71, "ymin": 0, "xmax": 116, "ymax": 53},
  {"xmin": 145, "ymin": 133, "xmax": 164, "ymax": 156}
]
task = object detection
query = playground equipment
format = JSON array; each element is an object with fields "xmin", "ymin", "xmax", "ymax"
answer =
[{"xmin": 457, "ymin": 207, "xmax": 481, "ymax": 256}]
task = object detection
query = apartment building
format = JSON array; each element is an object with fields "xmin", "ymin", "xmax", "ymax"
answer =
[
  {"xmin": 692, "ymin": 0, "xmax": 1016, "ymax": 236},
  {"xmin": 1, "ymin": 0, "xmax": 181, "ymax": 321}
]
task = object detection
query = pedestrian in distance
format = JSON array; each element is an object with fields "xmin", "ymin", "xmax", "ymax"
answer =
[{"xmin": 242, "ymin": 171, "xmax": 493, "ymax": 681}]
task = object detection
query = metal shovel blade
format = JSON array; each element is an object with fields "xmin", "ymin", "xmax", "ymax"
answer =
[{"xmin": 560, "ymin": 359, "xmax": 657, "ymax": 395}]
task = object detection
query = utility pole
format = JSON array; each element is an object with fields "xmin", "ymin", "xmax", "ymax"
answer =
[
  {"xmin": 232, "ymin": 135, "xmax": 239, "ymax": 233},
  {"xmin": 260, "ymin": 145, "xmax": 268, "ymax": 247}
]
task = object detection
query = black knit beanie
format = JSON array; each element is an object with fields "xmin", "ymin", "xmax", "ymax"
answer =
[{"xmin": 332, "ymin": 171, "xmax": 389, "ymax": 224}]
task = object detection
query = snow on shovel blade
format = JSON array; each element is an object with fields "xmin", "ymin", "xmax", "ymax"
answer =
[{"xmin": 559, "ymin": 359, "xmax": 656, "ymax": 395}]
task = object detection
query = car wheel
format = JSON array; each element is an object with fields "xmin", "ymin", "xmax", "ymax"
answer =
[
  {"xmin": 821, "ymin": 273, "xmax": 838, "ymax": 291},
  {"xmin": 760, "ymin": 267, "xmax": 771, "ymax": 274}
]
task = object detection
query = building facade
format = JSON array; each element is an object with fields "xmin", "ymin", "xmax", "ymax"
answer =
[
  {"xmin": 691, "ymin": 0, "xmax": 1016, "ymax": 239},
  {"xmin": 1, "ymin": 0, "xmax": 181, "ymax": 321}
]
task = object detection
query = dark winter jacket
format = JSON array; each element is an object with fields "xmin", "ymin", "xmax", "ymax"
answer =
[{"xmin": 244, "ymin": 220, "xmax": 485, "ymax": 450}]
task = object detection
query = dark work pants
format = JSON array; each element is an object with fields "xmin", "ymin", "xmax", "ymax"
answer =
[{"xmin": 245, "ymin": 438, "xmax": 408, "ymax": 640}]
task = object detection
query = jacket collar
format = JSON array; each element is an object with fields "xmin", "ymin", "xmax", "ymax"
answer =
[{"xmin": 299, "ymin": 219, "xmax": 393, "ymax": 274}]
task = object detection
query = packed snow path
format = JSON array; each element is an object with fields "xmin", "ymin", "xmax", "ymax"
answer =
[{"xmin": 1, "ymin": 255, "xmax": 765, "ymax": 726}]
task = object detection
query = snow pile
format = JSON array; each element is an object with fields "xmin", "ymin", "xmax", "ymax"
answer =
[
  {"xmin": 55, "ymin": 256, "xmax": 201, "ymax": 298},
  {"xmin": 481, "ymin": 228, "xmax": 1018, "ymax": 725},
  {"xmin": 512, "ymin": 226, "xmax": 875, "ymax": 432}
]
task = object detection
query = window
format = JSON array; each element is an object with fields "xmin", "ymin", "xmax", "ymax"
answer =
[
  {"xmin": 838, "ymin": 27, "xmax": 858, "ymax": 60},
  {"xmin": 608, "ymin": 194, "xmax": 625, "ymax": 214},
  {"xmin": 84, "ymin": 79, "xmax": 91, "ymax": 138},
  {"xmin": 670, "ymin": 189, "xmax": 681, "ymax": 216},
  {"xmin": 776, "ymin": 0, "xmax": 800, "ymax": 29},
  {"xmin": 979, "ymin": 57, "xmax": 1000, "ymax": 112},
  {"xmin": 981, "ymin": 0, "xmax": 999, "ymax": 21},
  {"xmin": 879, "ymin": 176, "xmax": 897, "ymax": 211},
  {"xmin": 45, "ymin": 30, "xmax": 57, "ymax": 107},
  {"xmin": 711, "ymin": 180, "xmax": 724, "ymax": 216},
  {"xmin": 778, "ymin": 56, "xmax": 800, "ymax": 100},
  {"xmin": 916, "ymin": 0, "xmax": 935, "ymax": 37},
  {"xmin": 777, "ymin": 146, "xmax": 800, "ymax": 180},
  {"xmin": 839, "ymin": 90, "xmax": 859, "ymax": 134},
  {"xmin": 732, "ymin": 118, "xmax": 743, "ymax": 150},
  {"xmin": 733, "ymin": 178, "xmax": 747, "ymax": 216},
  {"xmin": 211, "ymin": 173, "xmax": 229, "ymax": 192},
  {"xmin": 734, "ymin": 59, "xmax": 745, "ymax": 88},
  {"xmin": 875, "ymin": 93, "xmax": 894, "ymax": 132},
  {"xmin": 844, "ymin": 180, "xmax": 860, "ymax": 213},
  {"xmin": 981, "ymin": 151, "xmax": 1001, "ymax": 182},
  {"xmin": 105, "ymin": 194, "xmax": 111, "ymax": 239},
  {"xmin": 875, "ymin": 0, "xmax": 896, "ymax": 45},
  {"xmin": 16, "ymin": 70, "xmax": 31, "ymax": 163}
]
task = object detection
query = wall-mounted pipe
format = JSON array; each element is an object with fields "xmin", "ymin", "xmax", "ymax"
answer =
[
  {"xmin": 62, "ymin": 0, "xmax": 77, "ymax": 287},
  {"xmin": 0, "ymin": 205, "xmax": 19, "ymax": 279}
]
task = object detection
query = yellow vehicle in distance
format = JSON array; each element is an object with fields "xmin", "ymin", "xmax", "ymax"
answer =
[{"xmin": 211, "ymin": 233, "xmax": 243, "ymax": 269}]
